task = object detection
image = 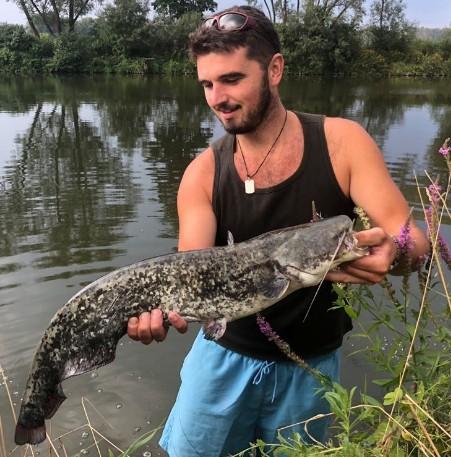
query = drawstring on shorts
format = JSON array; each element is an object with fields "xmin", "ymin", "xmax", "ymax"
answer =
[{"xmin": 252, "ymin": 361, "xmax": 278, "ymax": 403}]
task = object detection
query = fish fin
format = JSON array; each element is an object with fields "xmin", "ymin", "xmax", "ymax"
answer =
[
  {"xmin": 62, "ymin": 332, "xmax": 121, "ymax": 380},
  {"xmin": 258, "ymin": 276, "xmax": 290, "ymax": 299},
  {"xmin": 256, "ymin": 265, "xmax": 290, "ymax": 299},
  {"xmin": 203, "ymin": 317, "xmax": 227, "ymax": 340},
  {"xmin": 15, "ymin": 422, "xmax": 46, "ymax": 445},
  {"xmin": 44, "ymin": 383, "xmax": 66, "ymax": 419},
  {"xmin": 227, "ymin": 231, "xmax": 234, "ymax": 246}
]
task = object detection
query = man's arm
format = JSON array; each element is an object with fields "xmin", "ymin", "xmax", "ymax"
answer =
[
  {"xmin": 127, "ymin": 148, "xmax": 217, "ymax": 344},
  {"xmin": 324, "ymin": 118, "xmax": 429, "ymax": 285},
  {"xmin": 177, "ymin": 148, "xmax": 217, "ymax": 251}
]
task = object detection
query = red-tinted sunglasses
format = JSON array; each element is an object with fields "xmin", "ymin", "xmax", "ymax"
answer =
[{"xmin": 204, "ymin": 12, "xmax": 257, "ymax": 31}]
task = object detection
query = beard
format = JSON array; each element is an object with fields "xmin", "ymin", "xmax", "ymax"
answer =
[{"xmin": 215, "ymin": 73, "xmax": 273, "ymax": 135}]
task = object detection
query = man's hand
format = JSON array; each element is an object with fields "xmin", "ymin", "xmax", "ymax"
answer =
[
  {"xmin": 127, "ymin": 310, "xmax": 188, "ymax": 345},
  {"xmin": 326, "ymin": 228, "xmax": 397, "ymax": 285}
]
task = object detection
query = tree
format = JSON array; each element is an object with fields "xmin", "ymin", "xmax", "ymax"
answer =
[
  {"xmin": 370, "ymin": 0, "xmax": 405, "ymax": 30},
  {"xmin": 302, "ymin": 0, "xmax": 364, "ymax": 27},
  {"xmin": 98, "ymin": 0, "xmax": 151, "ymax": 57},
  {"xmin": 368, "ymin": 0, "xmax": 414, "ymax": 60},
  {"xmin": 152, "ymin": 0, "xmax": 217, "ymax": 20},
  {"xmin": 12, "ymin": 0, "xmax": 102, "ymax": 35},
  {"xmin": 246, "ymin": 0, "xmax": 364, "ymax": 25}
]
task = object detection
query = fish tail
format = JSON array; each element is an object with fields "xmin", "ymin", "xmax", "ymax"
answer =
[{"xmin": 15, "ymin": 422, "xmax": 46, "ymax": 445}]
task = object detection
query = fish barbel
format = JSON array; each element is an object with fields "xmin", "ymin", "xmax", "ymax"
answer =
[{"xmin": 15, "ymin": 215, "xmax": 366, "ymax": 445}]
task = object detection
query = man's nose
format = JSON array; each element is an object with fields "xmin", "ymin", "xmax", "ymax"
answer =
[{"xmin": 209, "ymin": 85, "xmax": 228, "ymax": 108}]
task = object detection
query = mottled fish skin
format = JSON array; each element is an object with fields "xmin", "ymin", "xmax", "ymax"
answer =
[{"xmin": 15, "ymin": 215, "xmax": 366, "ymax": 445}]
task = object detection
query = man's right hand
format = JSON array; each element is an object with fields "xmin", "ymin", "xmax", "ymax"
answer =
[{"xmin": 127, "ymin": 310, "xmax": 188, "ymax": 345}]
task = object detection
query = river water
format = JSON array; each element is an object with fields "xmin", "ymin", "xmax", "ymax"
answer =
[{"xmin": 0, "ymin": 75, "xmax": 450, "ymax": 456}]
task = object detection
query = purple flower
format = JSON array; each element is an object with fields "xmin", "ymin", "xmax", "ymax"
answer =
[
  {"xmin": 425, "ymin": 205, "xmax": 451, "ymax": 269},
  {"xmin": 427, "ymin": 182, "xmax": 442, "ymax": 205},
  {"xmin": 438, "ymin": 147, "xmax": 450, "ymax": 157},
  {"xmin": 437, "ymin": 234, "xmax": 451, "ymax": 265},
  {"xmin": 438, "ymin": 138, "xmax": 450, "ymax": 157},
  {"xmin": 256, "ymin": 314, "xmax": 275, "ymax": 339},
  {"xmin": 397, "ymin": 221, "xmax": 414, "ymax": 255},
  {"xmin": 256, "ymin": 313, "xmax": 332, "ymax": 387}
]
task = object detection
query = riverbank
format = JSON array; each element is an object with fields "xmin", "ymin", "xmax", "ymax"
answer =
[{"xmin": 1, "ymin": 22, "xmax": 450, "ymax": 78}]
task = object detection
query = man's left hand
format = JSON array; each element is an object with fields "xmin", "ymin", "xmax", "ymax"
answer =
[{"xmin": 326, "ymin": 228, "xmax": 397, "ymax": 284}]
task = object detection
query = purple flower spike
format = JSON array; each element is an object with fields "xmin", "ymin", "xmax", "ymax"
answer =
[
  {"xmin": 439, "ymin": 147, "xmax": 450, "ymax": 157},
  {"xmin": 428, "ymin": 182, "xmax": 442, "ymax": 205},
  {"xmin": 438, "ymin": 138, "xmax": 450, "ymax": 157},
  {"xmin": 397, "ymin": 221, "xmax": 414, "ymax": 255},
  {"xmin": 438, "ymin": 234, "xmax": 451, "ymax": 265},
  {"xmin": 256, "ymin": 314, "xmax": 275, "ymax": 339}
]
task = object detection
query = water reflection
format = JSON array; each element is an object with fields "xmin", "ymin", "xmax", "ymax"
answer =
[{"xmin": 0, "ymin": 101, "xmax": 140, "ymax": 268}]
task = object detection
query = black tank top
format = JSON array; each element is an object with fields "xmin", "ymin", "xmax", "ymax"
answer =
[{"xmin": 211, "ymin": 112, "xmax": 355, "ymax": 360}]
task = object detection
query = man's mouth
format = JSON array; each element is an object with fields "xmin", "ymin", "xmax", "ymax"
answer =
[
  {"xmin": 217, "ymin": 106, "xmax": 240, "ymax": 121},
  {"xmin": 216, "ymin": 104, "xmax": 240, "ymax": 114}
]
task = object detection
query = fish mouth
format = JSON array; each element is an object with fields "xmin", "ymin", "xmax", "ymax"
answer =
[{"xmin": 336, "ymin": 230, "xmax": 368, "ymax": 263}]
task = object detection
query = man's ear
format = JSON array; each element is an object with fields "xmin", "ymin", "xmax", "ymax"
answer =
[{"xmin": 268, "ymin": 53, "xmax": 284, "ymax": 86}]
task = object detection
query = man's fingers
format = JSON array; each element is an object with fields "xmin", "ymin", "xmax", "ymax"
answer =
[
  {"xmin": 128, "ymin": 310, "xmax": 187, "ymax": 345},
  {"xmin": 127, "ymin": 316, "xmax": 140, "ymax": 340},
  {"xmin": 326, "ymin": 270, "xmax": 376, "ymax": 285},
  {"xmin": 137, "ymin": 312, "xmax": 153, "ymax": 345},
  {"xmin": 354, "ymin": 227, "xmax": 387, "ymax": 247},
  {"xmin": 168, "ymin": 312, "xmax": 188, "ymax": 334},
  {"xmin": 150, "ymin": 309, "xmax": 168, "ymax": 342}
]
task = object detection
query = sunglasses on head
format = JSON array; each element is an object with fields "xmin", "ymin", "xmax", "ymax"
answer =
[{"xmin": 203, "ymin": 12, "xmax": 257, "ymax": 31}]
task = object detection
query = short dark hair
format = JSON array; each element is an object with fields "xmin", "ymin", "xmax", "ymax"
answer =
[{"xmin": 188, "ymin": 5, "xmax": 281, "ymax": 69}]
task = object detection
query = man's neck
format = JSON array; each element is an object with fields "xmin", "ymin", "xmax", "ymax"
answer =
[{"xmin": 236, "ymin": 101, "xmax": 287, "ymax": 153}]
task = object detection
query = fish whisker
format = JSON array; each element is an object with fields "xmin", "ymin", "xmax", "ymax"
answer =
[{"xmin": 302, "ymin": 230, "xmax": 348, "ymax": 323}]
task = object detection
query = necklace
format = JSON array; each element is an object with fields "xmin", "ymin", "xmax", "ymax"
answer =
[{"xmin": 237, "ymin": 109, "xmax": 288, "ymax": 194}]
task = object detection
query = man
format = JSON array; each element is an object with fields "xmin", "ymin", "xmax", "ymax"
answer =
[{"xmin": 128, "ymin": 5, "xmax": 429, "ymax": 456}]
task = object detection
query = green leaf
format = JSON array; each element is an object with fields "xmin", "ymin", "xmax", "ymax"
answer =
[
  {"xmin": 383, "ymin": 387, "xmax": 403, "ymax": 406},
  {"xmin": 344, "ymin": 305, "xmax": 359, "ymax": 319},
  {"xmin": 373, "ymin": 378, "xmax": 394, "ymax": 387},
  {"xmin": 361, "ymin": 393, "xmax": 382, "ymax": 407}
]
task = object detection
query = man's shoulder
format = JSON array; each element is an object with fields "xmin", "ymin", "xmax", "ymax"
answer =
[
  {"xmin": 186, "ymin": 146, "xmax": 215, "ymax": 176},
  {"xmin": 324, "ymin": 115, "xmax": 381, "ymax": 164},
  {"xmin": 324, "ymin": 115, "xmax": 363, "ymax": 135}
]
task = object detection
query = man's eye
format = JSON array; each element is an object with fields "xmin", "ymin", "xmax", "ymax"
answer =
[
  {"xmin": 224, "ymin": 78, "xmax": 240, "ymax": 84},
  {"xmin": 201, "ymin": 81, "xmax": 212, "ymax": 89}
]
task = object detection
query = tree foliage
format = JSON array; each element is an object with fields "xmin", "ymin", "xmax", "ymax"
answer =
[
  {"xmin": 1, "ymin": 1, "xmax": 450, "ymax": 76},
  {"xmin": 303, "ymin": 0, "xmax": 365, "ymax": 26},
  {"xmin": 12, "ymin": 0, "xmax": 102, "ymax": 36},
  {"xmin": 247, "ymin": 0, "xmax": 364, "ymax": 25},
  {"xmin": 368, "ymin": 0, "xmax": 414, "ymax": 60},
  {"xmin": 97, "ymin": 0, "xmax": 151, "ymax": 57},
  {"xmin": 279, "ymin": 14, "xmax": 361, "ymax": 75},
  {"xmin": 152, "ymin": 0, "xmax": 217, "ymax": 20}
]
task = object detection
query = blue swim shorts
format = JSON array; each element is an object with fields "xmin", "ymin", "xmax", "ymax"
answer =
[{"xmin": 159, "ymin": 331, "xmax": 340, "ymax": 457}]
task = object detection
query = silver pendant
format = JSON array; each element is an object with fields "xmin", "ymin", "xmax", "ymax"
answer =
[{"xmin": 245, "ymin": 178, "xmax": 255, "ymax": 194}]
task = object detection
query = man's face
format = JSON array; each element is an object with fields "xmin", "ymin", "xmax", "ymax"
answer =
[{"xmin": 197, "ymin": 47, "xmax": 273, "ymax": 134}]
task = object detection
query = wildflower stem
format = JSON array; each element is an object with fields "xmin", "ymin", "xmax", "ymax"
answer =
[
  {"xmin": 425, "ymin": 170, "xmax": 451, "ymax": 220},
  {"xmin": 0, "ymin": 415, "xmax": 7, "ymax": 457},
  {"xmin": 404, "ymin": 393, "xmax": 451, "ymax": 440},
  {"xmin": 416, "ymin": 172, "xmax": 451, "ymax": 311},
  {"xmin": 406, "ymin": 401, "xmax": 441, "ymax": 457},
  {"xmin": 381, "ymin": 176, "xmax": 441, "ymax": 443}
]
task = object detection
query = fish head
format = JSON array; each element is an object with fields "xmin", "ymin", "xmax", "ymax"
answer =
[{"xmin": 272, "ymin": 215, "xmax": 367, "ymax": 285}]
